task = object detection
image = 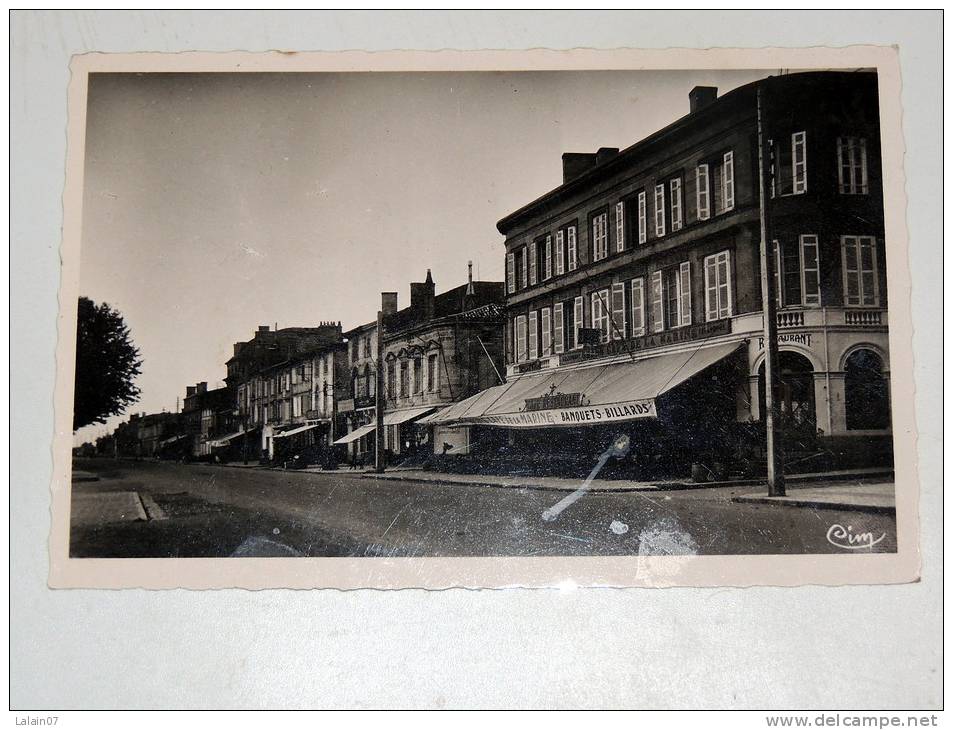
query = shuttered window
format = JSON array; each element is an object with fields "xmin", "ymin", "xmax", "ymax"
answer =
[
  {"xmin": 679, "ymin": 261, "xmax": 692, "ymax": 326},
  {"xmin": 591, "ymin": 290, "xmax": 611, "ymax": 343},
  {"xmin": 638, "ymin": 191, "xmax": 647, "ymax": 244},
  {"xmin": 800, "ymin": 235, "xmax": 821, "ymax": 305},
  {"xmin": 573, "ymin": 296, "xmax": 584, "ymax": 349},
  {"xmin": 540, "ymin": 307, "xmax": 551, "ymax": 356},
  {"xmin": 650, "ymin": 271, "xmax": 664, "ymax": 333},
  {"xmin": 567, "ymin": 226, "xmax": 578, "ymax": 271},
  {"xmin": 792, "ymin": 131, "xmax": 807, "ymax": 194},
  {"xmin": 704, "ymin": 250, "xmax": 732, "ymax": 321},
  {"xmin": 837, "ymin": 137, "xmax": 868, "ymax": 194},
  {"xmin": 528, "ymin": 242, "xmax": 537, "ymax": 285},
  {"xmin": 506, "ymin": 252, "xmax": 515, "ymax": 294},
  {"xmin": 696, "ymin": 164, "xmax": 710, "ymax": 220},
  {"xmin": 515, "ymin": 315, "xmax": 527, "ymax": 362},
  {"xmin": 630, "ymin": 278, "xmax": 646, "ymax": 337},
  {"xmin": 615, "ymin": 201, "xmax": 625, "ymax": 252},
  {"xmin": 611, "ymin": 282, "xmax": 627, "ymax": 340},
  {"xmin": 553, "ymin": 302, "xmax": 564, "ymax": 354},
  {"xmin": 723, "ymin": 151, "xmax": 735, "ymax": 210},
  {"xmin": 519, "ymin": 247, "xmax": 528, "ymax": 289},
  {"xmin": 842, "ymin": 235, "xmax": 879, "ymax": 306},
  {"xmin": 654, "ymin": 184, "xmax": 666, "ymax": 237},
  {"xmin": 592, "ymin": 212, "xmax": 608, "ymax": 261},
  {"xmin": 544, "ymin": 235, "xmax": 552, "ymax": 280},
  {"xmin": 555, "ymin": 230, "xmax": 565, "ymax": 275},
  {"xmin": 670, "ymin": 178, "xmax": 683, "ymax": 232},
  {"xmin": 528, "ymin": 310, "xmax": 538, "ymax": 360}
]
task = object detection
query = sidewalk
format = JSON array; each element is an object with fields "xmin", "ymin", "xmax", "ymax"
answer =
[
  {"xmin": 351, "ymin": 465, "xmax": 894, "ymax": 495},
  {"xmin": 732, "ymin": 482, "xmax": 895, "ymax": 514}
]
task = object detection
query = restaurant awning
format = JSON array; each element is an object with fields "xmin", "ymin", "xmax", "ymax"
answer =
[
  {"xmin": 383, "ymin": 406, "xmax": 437, "ymax": 426},
  {"xmin": 273, "ymin": 423, "xmax": 323, "ymax": 440},
  {"xmin": 207, "ymin": 431, "xmax": 244, "ymax": 448},
  {"xmin": 332, "ymin": 423, "xmax": 376, "ymax": 445},
  {"xmin": 158, "ymin": 434, "xmax": 189, "ymax": 447},
  {"xmin": 425, "ymin": 342, "xmax": 743, "ymax": 429}
]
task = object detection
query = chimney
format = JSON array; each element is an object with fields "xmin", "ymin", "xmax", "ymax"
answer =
[
  {"xmin": 381, "ymin": 292, "xmax": 398, "ymax": 316},
  {"xmin": 258, "ymin": 325, "xmax": 270, "ymax": 333},
  {"xmin": 595, "ymin": 147, "xmax": 619, "ymax": 165},
  {"xmin": 186, "ymin": 386, "xmax": 196, "ymax": 397},
  {"xmin": 689, "ymin": 86, "xmax": 718, "ymax": 113},
  {"xmin": 197, "ymin": 382, "xmax": 207, "ymax": 394},
  {"xmin": 410, "ymin": 269, "xmax": 436, "ymax": 321},
  {"xmin": 561, "ymin": 152, "xmax": 597, "ymax": 184}
]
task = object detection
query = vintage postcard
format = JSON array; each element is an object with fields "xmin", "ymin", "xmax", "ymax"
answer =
[{"xmin": 50, "ymin": 46, "xmax": 919, "ymax": 589}]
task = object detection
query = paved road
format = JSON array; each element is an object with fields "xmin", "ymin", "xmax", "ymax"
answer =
[{"xmin": 69, "ymin": 459, "xmax": 897, "ymax": 558}]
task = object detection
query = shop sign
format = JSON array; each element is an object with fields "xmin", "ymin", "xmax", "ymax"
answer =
[
  {"xmin": 525, "ymin": 392, "xmax": 583, "ymax": 412},
  {"xmin": 337, "ymin": 399, "xmax": 355, "ymax": 414},
  {"xmin": 467, "ymin": 399, "xmax": 656, "ymax": 429},
  {"xmin": 514, "ymin": 359, "xmax": 543, "ymax": 374},
  {"xmin": 561, "ymin": 319, "xmax": 731, "ymax": 364},
  {"xmin": 758, "ymin": 332, "xmax": 814, "ymax": 349}
]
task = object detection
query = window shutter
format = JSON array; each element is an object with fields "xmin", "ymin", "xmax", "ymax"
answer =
[
  {"xmin": 553, "ymin": 302, "xmax": 564, "ymax": 354},
  {"xmin": 705, "ymin": 255, "xmax": 718, "ymax": 322},
  {"xmin": 837, "ymin": 137, "xmax": 847, "ymax": 194},
  {"xmin": 573, "ymin": 296, "xmax": 583, "ymax": 348},
  {"xmin": 670, "ymin": 179, "xmax": 682, "ymax": 231},
  {"xmin": 541, "ymin": 307, "xmax": 551, "ymax": 356},
  {"xmin": 679, "ymin": 262, "xmax": 692, "ymax": 326},
  {"xmin": 859, "ymin": 236, "xmax": 878, "ymax": 306},
  {"xmin": 792, "ymin": 131, "xmax": 807, "ymax": 194},
  {"xmin": 800, "ymin": 235, "xmax": 820, "ymax": 305},
  {"xmin": 544, "ymin": 235, "xmax": 552, "ymax": 279},
  {"xmin": 611, "ymin": 281, "xmax": 626, "ymax": 340},
  {"xmin": 615, "ymin": 201, "xmax": 625, "ymax": 252},
  {"xmin": 723, "ymin": 151, "xmax": 735, "ymax": 210},
  {"xmin": 567, "ymin": 226, "xmax": 577, "ymax": 271},
  {"xmin": 528, "ymin": 243, "xmax": 537, "ymax": 285},
  {"xmin": 520, "ymin": 247, "xmax": 528, "ymax": 288},
  {"xmin": 555, "ymin": 230, "xmax": 564, "ymax": 275},
  {"xmin": 717, "ymin": 251, "xmax": 731, "ymax": 318},
  {"xmin": 654, "ymin": 184, "xmax": 666, "ymax": 237},
  {"xmin": 630, "ymin": 278, "xmax": 645, "ymax": 337},
  {"xmin": 638, "ymin": 191, "xmax": 647, "ymax": 244},
  {"xmin": 650, "ymin": 271, "xmax": 664, "ymax": 333},
  {"xmin": 516, "ymin": 315, "xmax": 527, "ymax": 362},
  {"xmin": 842, "ymin": 236, "xmax": 860, "ymax": 306},
  {"xmin": 696, "ymin": 165, "xmax": 710, "ymax": 220},
  {"xmin": 859, "ymin": 138, "xmax": 868, "ymax": 194},
  {"xmin": 528, "ymin": 310, "xmax": 538, "ymax": 359}
]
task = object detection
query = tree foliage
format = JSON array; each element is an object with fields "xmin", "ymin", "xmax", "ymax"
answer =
[{"xmin": 73, "ymin": 296, "xmax": 143, "ymax": 431}]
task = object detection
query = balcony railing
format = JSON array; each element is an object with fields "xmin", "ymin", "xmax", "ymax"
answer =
[{"xmin": 843, "ymin": 309, "xmax": 883, "ymax": 326}]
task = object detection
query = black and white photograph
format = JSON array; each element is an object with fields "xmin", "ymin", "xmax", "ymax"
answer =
[{"xmin": 51, "ymin": 47, "xmax": 918, "ymax": 588}]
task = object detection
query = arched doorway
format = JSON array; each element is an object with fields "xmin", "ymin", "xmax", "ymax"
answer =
[
  {"xmin": 758, "ymin": 351, "xmax": 817, "ymax": 441},
  {"xmin": 844, "ymin": 348, "xmax": 890, "ymax": 430}
]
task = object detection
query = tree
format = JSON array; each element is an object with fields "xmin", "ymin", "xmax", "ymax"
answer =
[{"xmin": 73, "ymin": 296, "xmax": 143, "ymax": 431}]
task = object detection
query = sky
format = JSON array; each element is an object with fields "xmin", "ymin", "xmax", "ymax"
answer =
[{"xmin": 75, "ymin": 68, "xmax": 772, "ymax": 445}]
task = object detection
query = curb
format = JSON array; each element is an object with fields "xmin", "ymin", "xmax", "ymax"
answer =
[{"xmin": 730, "ymin": 495, "xmax": 895, "ymax": 514}]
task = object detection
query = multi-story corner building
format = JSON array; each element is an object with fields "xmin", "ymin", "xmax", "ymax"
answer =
[
  {"xmin": 226, "ymin": 323, "xmax": 343, "ymax": 461},
  {"xmin": 376, "ymin": 268, "xmax": 505, "ymax": 461},
  {"xmin": 427, "ymin": 71, "xmax": 891, "ymax": 477}
]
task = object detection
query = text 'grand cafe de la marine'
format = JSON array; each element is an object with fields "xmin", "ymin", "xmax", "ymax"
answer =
[{"xmin": 424, "ymin": 71, "xmax": 892, "ymax": 478}]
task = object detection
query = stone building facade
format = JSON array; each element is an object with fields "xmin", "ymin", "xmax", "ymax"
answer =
[{"xmin": 428, "ymin": 71, "xmax": 891, "ymax": 477}]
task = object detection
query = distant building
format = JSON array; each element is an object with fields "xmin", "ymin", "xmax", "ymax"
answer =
[
  {"xmin": 227, "ymin": 323, "xmax": 343, "ymax": 462},
  {"xmin": 427, "ymin": 71, "xmax": 891, "ymax": 477},
  {"xmin": 181, "ymin": 382, "xmax": 235, "ymax": 460},
  {"xmin": 333, "ymin": 267, "xmax": 505, "ymax": 464}
]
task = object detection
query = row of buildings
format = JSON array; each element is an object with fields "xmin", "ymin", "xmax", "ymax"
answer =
[{"xmin": 95, "ymin": 71, "xmax": 893, "ymax": 478}]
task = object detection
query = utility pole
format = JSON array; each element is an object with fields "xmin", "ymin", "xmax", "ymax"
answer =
[
  {"xmin": 374, "ymin": 306, "xmax": 385, "ymax": 473},
  {"xmin": 757, "ymin": 81, "xmax": 785, "ymax": 497}
]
